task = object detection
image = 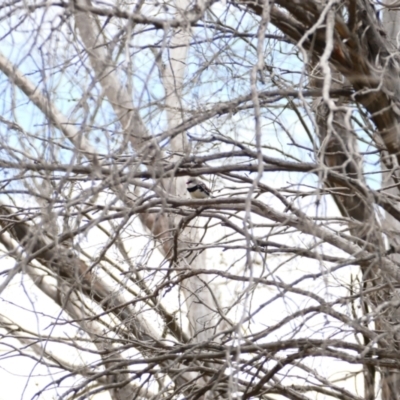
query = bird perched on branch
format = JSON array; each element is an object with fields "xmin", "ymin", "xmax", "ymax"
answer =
[{"xmin": 186, "ymin": 178, "xmax": 212, "ymax": 199}]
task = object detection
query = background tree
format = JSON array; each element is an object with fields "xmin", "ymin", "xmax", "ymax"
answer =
[{"xmin": 1, "ymin": 1, "xmax": 400, "ymax": 399}]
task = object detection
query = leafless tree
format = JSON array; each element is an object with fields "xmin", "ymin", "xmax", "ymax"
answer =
[{"xmin": 2, "ymin": 1, "xmax": 400, "ymax": 399}]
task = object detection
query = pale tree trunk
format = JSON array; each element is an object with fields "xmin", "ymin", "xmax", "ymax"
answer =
[
  {"xmin": 73, "ymin": 0, "xmax": 219, "ymax": 343},
  {"xmin": 382, "ymin": 1, "xmax": 400, "ymax": 48},
  {"xmin": 154, "ymin": 6, "xmax": 220, "ymax": 340}
]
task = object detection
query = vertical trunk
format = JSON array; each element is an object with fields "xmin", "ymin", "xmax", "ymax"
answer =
[
  {"xmin": 378, "ymin": 2, "xmax": 400, "ymax": 398},
  {"xmin": 73, "ymin": 0, "xmax": 218, "ymax": 343},
  {"xmin": 310, "ymin": 64, "xmax": 381, "ymax": 400},
  {"xmin": 155, "ymin": 10, "xmax": 218, "ymax": 340}
]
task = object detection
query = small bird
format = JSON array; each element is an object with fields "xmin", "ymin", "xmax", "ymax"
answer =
[{"xmin": 186, "ymin": 178, "xmax": 212, "ymax": 199}]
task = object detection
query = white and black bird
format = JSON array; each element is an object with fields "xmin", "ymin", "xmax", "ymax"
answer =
[{"xmin": 186, "ymin": 178, "xmax": 212, "ymax": 199}]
